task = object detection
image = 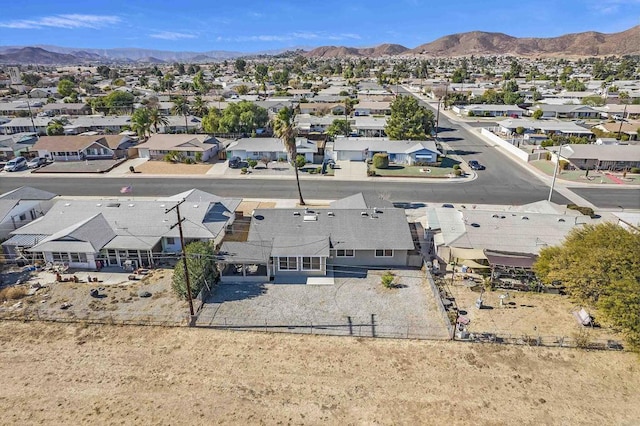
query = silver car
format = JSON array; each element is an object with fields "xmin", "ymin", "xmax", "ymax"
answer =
[{"xmin": 3, "ymin": 157, "xmax": 27, "ymax": 172}]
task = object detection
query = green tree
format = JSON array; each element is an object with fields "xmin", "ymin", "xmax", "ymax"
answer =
[
  {"xmin": 534, "ymin": 223, "xmax": 640, "ymax": 350},
  {"xmin": 565, "ymin": 78, "xmax": 587, "ymax": 92},
  {"xmin": 131, "ymin": 107, "xmax": 152, "ymax": 140},
  {"xmin": 192, "ymin": 70, "xmax": 209, "ymax": 95},
  {"xmin": 236, "ymin": 84, "xmax": 249, "ymax": 95},
  {"xmin": 235, "ymin": 58, "xmax": 247, "ymax": 73},
  {"xmin": 103, "ymin": 91, "xmax": 135, "ymax": 113},
  {"xmin": 171, "ymin": 95, "xmax": 190, "ymax": 133},
  {"xmin": 202, "ymin": 108, "xmax": 222, "ymax": 133},
  {"xmin": 22, "ymin": 73, "xmax": 41, "ymax": 86},
  {"xmin": 57, "ymin": 79, "xmax": 75, "ymax": 98},
  {"xmin": 273, "ymin": 107, "xmax": 305, "ymax": 205},
  {"xmin": 46, "ymin": 119, "xmax": 65, "ymax": 136},
  {"xmin": 532, "ymin": 109, "xmax": 544, "ymax": 120},
  {"xmin": 581, "ymin": 95, "xmax": 605, "ymax": 107},
  {"xmin": 171, "ymin": 241, "xmax": 217, "ymax": 300},
  {"xmin": 218, "ymin": 101, "xmax": 268, "ymax": 134},
  {"xmin": 373, "ymin": 153, "xmax": 389, "ymax": 169},
  {"xmin": 326, "ymin": 119, "xmax": 351, "ymax": 138},
  {"xmin": 191, "ymin": 95, "xmax": 209, "ymax": 118},
  {"xmin": 385, "ymin": 95, "xmax": 435, "ymax": 140},
  {"xmin": 149, "ymin": 107, "xmax": 168, "ymax": 134}
]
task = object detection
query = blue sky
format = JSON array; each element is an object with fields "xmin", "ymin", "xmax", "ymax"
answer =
[{"xmin": 1, "ymin": 0, "xmax": 639, "ymax": 52}]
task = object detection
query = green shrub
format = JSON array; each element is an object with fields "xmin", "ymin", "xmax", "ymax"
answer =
[
  {"xmin": 567, "ymin": 204, "xmax": 596, "ymax": 218},
  {"xmin": 453, "ymin": 164, "xmax": 460, "ymax": 170},
  {"xmin": 247, "ymin": 159, "xmax": 258, "ymax": 168},
  {"xmin": 381, "ymin": 271, "xmax": 395, "ymax": 288},
  {"xmin": 373, "ymin": 153, "xmax": 389, "ymax": 169},
  {"xmin": 541, "ymin": 140, "xmax": 554, "ymax": 148},
  {"xmin": 559, "ymin": 160, "xmax": 569, "ymax": 170},
  {"xmin": 295, "ymin": 154, "xmax": 306, "ymax": 169},
  {"xmin": 630, "ymin": 167, "xmax": 640, "ymax": 174},
  {"xmin": 194, "ymin": 152, "xmax": 203, "ymax": 162},
  {"xmin": 454, "ymin": 169, "xmax": 463, "ymax": 176},
  {"xmin": 367, "ymin": 169, "xmax": 376, "ymax": 176},
  {"xmin": 240, "ymin": 167, "xmax": 248, "ymax": 174}
]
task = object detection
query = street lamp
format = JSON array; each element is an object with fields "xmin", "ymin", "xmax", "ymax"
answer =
[{"xmin": 548, "ymin": 144, "xmax": 565, "ymax": 202}]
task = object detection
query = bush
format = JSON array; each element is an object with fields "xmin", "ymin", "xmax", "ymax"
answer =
[
  {"xmin": 559, "ymin": 160, "xmax": 569, "ymax": 170},
  {"xmin": 630, "ymin": 167, "xmax": 640, "ymax": 174},
  {"xmin": 540, "ymin": 139, "xmax": 554, "ymax": 148},
  {"xmin": 381, "ymin": 271, "xmax": 395, "ymax": 288},
  {"xmin": 247, "ymin": 159, "xmax": 258, "ymax": 169},
  {"xmin": 294, "ymin": 154, "xmax": 306, "ymax": 169},
  {"xmin": 372, "ymin": 153, "xmax": 389, "ymax": 169},
  {"xmin": 0, "ymin": 286, "xmax": 27, "ymax": 302},
  {"xmin": 183, "ymin": 157, "xmax": 194, "ymax": 164},
  {"xmin": 452, "ymin": 164, "xmax": 461, "ymax": 170},
  {"xmin": 367, "ymin": 169, "xmax": 376, "ymax": 176},
  {"xmin": 194, "ymin": 152, "xmax": 203, "ymax": 162},
  {"xmin": 567, "ymin": 204, "xmax": 596, "ymax": 218},
  {"xmin": 240, "ymin": 167, "xmax": 248, "ymax": 174},
  {"xmin": 454, "ymin": 169, "xmax": 463, "ymax": 176}
]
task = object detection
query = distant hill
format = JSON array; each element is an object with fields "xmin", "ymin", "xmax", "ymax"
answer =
[
  {"xmin": 0, "ymin": 47, "xmax": 83, "ymax": 65},
  {"xmin": 304, "ymin": 43, "xmax": 409, "ymax": 58},
  {"xmin": 136, "ymin": 56, "xmax": 166, "ymax": 64},
  {"xmin": 410, "ymin": 26, "xmax": 640, "ymax": 57}
]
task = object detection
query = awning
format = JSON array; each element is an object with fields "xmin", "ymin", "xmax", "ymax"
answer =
[{"xmin": 484, "ymin": 250, "xmax": 537, "ymax": 269}]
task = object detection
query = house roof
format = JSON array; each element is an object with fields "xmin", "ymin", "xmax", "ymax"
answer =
[
  {"xmin": 329, "ymin": 192, "xmax": 394, "ymax": 209},
  {"xmin": 355, "ymin": 101, "xmax": 391, "ymax": 110},
  {"xmin": 466, "ymin": 104, "xmax": 525, "ymax": 112},
  {"xmin": 248, "ymin": 206, "xmax": 414, "ymax": 251},
  {"xmin": 136, "ymin": 134, "xmax": 214, "ymax": 152},
  {"xmin": 352, "ymin": 116, "xmax": 389, "ymax": 130},
  {"xmin": 0, "ymin": 186, "xmax": 56, "ymax": 201},
  {"xmin": 30, "ymin": 213, "xmax": 116, "ymax": 253},
  {"xmin": 271, "ymin": 235, "xmax": 330, "ymax": 257},
  {"xmin": 498, "ymin": 118, "xmax": 593, "ymax": 134},
  {"xmin": 561, "ymin": 144, "xmax": 640, "ymax": 162},
  {"xmin": 33, "ymin": 135, "xmax": 109, "ymax": 151},
  {"xmin": 333, "ymin": 137, "xmax": 440, "ymax": 155},
  {"xmin": 217, "ymin": 241, "xmax": 272, "ymax": 263},
  {"xmin": 529, "ymin": 104, "xmax": 598, "ymax": 113}
]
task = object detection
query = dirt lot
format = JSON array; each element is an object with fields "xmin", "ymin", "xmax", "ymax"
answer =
[
  {"xmin": 0, "ymin": 268, "xmax": 188, "ymax": 324},
  {"xmin": 132, "ymin": 161, "xmax": 215, "ymax": 175},
  {"xmin": 0, "ymin": 321, "xmax": 638, "ymax": 425}
]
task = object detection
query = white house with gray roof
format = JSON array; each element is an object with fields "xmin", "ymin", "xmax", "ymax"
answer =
[
  {"xmin": 217, "ymin": 194, "xmax": 415, "ymax": 283},
  {"xmin": 0, "ymin": 186, "xmax": 57, "ymax": 246},
  {"xmin": 3, "ymin": 189, "xmax": 240, "ymax": 270},
  {"xmin": 331, "ymin": 137, "xmax": 441, "ymax": 164},
  {"xmin": 226, "ymin": 137, "xmax": 318, "ymax": 163}
]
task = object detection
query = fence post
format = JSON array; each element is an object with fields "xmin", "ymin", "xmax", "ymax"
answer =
[{"xmin": 348, "ymin": 316, "xmax": 353, "ymax": 336}]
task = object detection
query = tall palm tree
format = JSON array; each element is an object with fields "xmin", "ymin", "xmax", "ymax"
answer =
[
  {"xmin": 171, "ymin": 95, "xmax": 190, "ymax": 133},
  {"xmin": 273, "ymin": 107, "xmax": 305, "ymax": 206},
  {"xmin": 191, "ymin": 95, "xmax": 209, "ymax": 118},
  {"xmin": 149, "ymin": 107, "xmax": 169, "ymax": 134},
  {"xmin": 131, "ymin": 107, "xmax": 151, "ymax": 140}
]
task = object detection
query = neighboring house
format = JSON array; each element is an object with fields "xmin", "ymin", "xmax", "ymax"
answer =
[
  {"xmin": 295, "ymin": 114, "xmax": 339, "ymax": 134},
  {"xmin": 0, "ymin": 186, "xmax": 57, "ymax": 245},
  {"xmin": 226, "ymin": 137, "xmax": 318, "ymax": 163},
  {"xmin": 0, "ymin": 116, "xmax": 52, "ymax": 135},
  {"xmin": 351, "ymin": 116, "xmax": 388, "ymax": 137},
  {"xmin": 551, "ymin": 144, "xmax": 640, "ymax": 171},
  {"xmin": 454, "ymin": 104, "xmax": 526, "ymax": 118},
  {"xmin": 596, "ymin": 104, "xmax": 640, "ymax": 120},
  {"xmin": 331, "ymin": 137, "xmax": 441, "ymax": 164},
  {"xmin": 497, "ymin": 118, "xmax": 594, "ymax": 138},
  {"xmin": 29, "ymin": 87, "xmax": 59, "ymax": 99},
  {"xmin": 422, "ymin": 201, "xmax": 591, "ymax": 272},
  {"xmin": 0, "ymin": 100, "xmax": 43, "ymax": 116},
  {"xmin": 298, "ymin": 103, "xmax": 345, "ymax": 116},
  {"xmin": 354, "ymin": 101, "xmax": 391, "ymax": 116},
  {"xmin": 41, "ymin": 103, "xmax": 92, "ymax": 116},
  {"xmin": 0, "ymin": 133, "xmax": 38, "ymax": 158},
  {"xmin": 3, "ymin": 189, "xmax": 241, "ymax": 269},
  {"xmin": 526, "ymin": 104, "xmax": 600, "ymax": 119},
  {"xmin": 157, "ymin": 115, "xmax": 203, "ymax": 134},
  {"xmin": 217, "ymin": 194, "xmax": 415, "ymax": 283},
  {"xmin": 592, "ymin": 121, "xmax": 639, "ymax": 141},
  {"xmin": 33, "ymin": 135, "xmax": 124, "ymax": 161},
  {"xmin": 63, "ymin": 115, "xmax": 132, "ymax": 135},
  {"xmin": 137, "ymin": 134, "xmax": 219, "ymax": 161}
]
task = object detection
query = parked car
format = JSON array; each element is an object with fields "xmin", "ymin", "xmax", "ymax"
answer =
[
  {"xmin": 468, "ymin": 160, "xmax": 486, "ymax": 170},
  {"xmin": 228, "ymin": 156, "xmax": 242, "ymax": 169},
  {"xmin": 27, "ymin": 156, "xmax": 48, "ymax": 169},
  {"xmin": 3, "ymin": 156, "xmax": 27, "ymax": 172}
]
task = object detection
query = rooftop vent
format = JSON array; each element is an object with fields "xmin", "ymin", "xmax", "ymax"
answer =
[
  {"xmin": 64, "ymin": 203, "xmax": 71, "ymax": 207},
  {"xmin": 107, "ymin": 203, "xmax": 120, "ymax": 208},
  {"xmin": 470, "ymin": 223, "xmax": 480, "ymax": 228},
  {"xmin": 160, "ymin": 204, "xmax": 165, "ymax": 208},
  {"xmin": 293, "ymin": 211, "xmax": 300, "ymax": 216},
  {"xmin": 374, "ymin": 207, "xmax": 382, "ymax": 214},
  {"xmin": 303, "ymin": 215, "xmax": 317, "ymax": 222},
  {"xmin": 492, "ymin": 214, "xmax": 499, "ymax": 218},
  {"xmin": 521, "ymin": 216, "xmax": 529, "ymax": 220},
  {"xmin": 128, "ymin": 204, "xmax": 135, "ymax": 207},
  {"xmin": 361, "ymin": 211, "xmax": 368, "ymax": 216},
  {"xmin": 193, "ymin": 204, "xmax": 199, "ymax": 208},
  {"xmin": 327, "ymin": 211, "xmax": 335, "ymax": 217},
  {"xmin": 558, "ymin": 218, "xmax": 566, "ymax": 222},
  {"xmin": 96, "ymin": 203, "xmax": 102, "ymax": 207}
]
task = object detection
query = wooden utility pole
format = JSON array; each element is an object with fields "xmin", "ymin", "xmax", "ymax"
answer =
[{"xmin": 166, "ymin": 199, "xmax": 195, "ymax": 317}]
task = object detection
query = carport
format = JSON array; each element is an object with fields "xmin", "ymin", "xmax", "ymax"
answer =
[{"xmin": 217, "ymin": 241, "xmax": 271, "ymax": 282}]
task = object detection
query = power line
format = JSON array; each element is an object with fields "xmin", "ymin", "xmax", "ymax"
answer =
[{"xmin": 165, "ymin": 199, "xmax": 195, "ymax": 318}]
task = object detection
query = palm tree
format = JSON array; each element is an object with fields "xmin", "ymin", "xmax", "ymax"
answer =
[
  {"xmin": 171, "ymin": 95, "xmax": 190, "ymax": 133},
  {"xmin": 149, "ymin": 107, "xmax": 168, "ymax": 134},
  {"xmin": 272, "ymin": 107, "xmax": 305, "ymax": 206},
  {"xmin": 191, "ymin": 95, "xmax": 209, "ymax": 118},
  {"xmin": 131, "ymin": 107, "xmax": 151, "ymax": 140}
]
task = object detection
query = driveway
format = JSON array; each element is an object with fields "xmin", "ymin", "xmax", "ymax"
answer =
[
  {"xmin": 197, "ymin": 268, "xmax": 451, "ymax": 339},
  {"xmin": 334, "ymin": 160, "xmax": 367, "ymax": 180}
]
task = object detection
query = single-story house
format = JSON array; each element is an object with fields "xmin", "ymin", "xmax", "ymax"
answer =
[
  {"xmin": 41, "ymin": 103, "xmax": 92, "ymax": 116},
  {"xmin": 592, "ymin": 121, "xmax": 639, "ymax": 141},
  {"xmin": 298, "ymin": 103, "xmax": 346, "ymax": 116},
  {"xmin": 33, "ymin": 135, "xmax": 128, "ymax": 161},
  {"xmin": 63, "ymin": 115, "xmax": 132, "ymax": 135},
  {"xmin": 352, "ymin": 116, "xmax": 388, "ymax": 137},
  {"xmin": 0, "ymin": 133, "xmax": 38, "ymax": 158},
  {"xmin": 226, "ymin": 137, "xmax": 318, "ymax": 163},
  {"xmin": 497, "ymin": 118, "xmax": 594, "ymax": 138},
  {"xmin": 354, "ymin": 101, "xmax": 391, "ymax": 116},
  {"xmin": 551, "ymin": 144, "xmax": 640, "ymax": 171},
  {"xmin": 0, "ymin": 117, "xmax": 52, "ymax": 135},
  {"xmin": 526, "ymin": 104, "xmax": 600, "ymax": 119},
  {"xmin": 331, "ymin": 137, "xmax": 441, "ymax": 164},
  {"xmin": 217, "ymin": 194, "xmax": 415, "ymax": 282},
  {"xmin": 137, "ymin": 134, "xmax": 219, "ymax": 161},
  {"xmin": 157, "ymin": 115, "xmax": 203, "ymax": 134},
  {"xmin": 0, "ymin": 186, "xmax": 57, "ymax": 244},
  {"xmin": 454, "ymin": 104, "xmax": 526, "ymax": 118},
  {"xmin": 295, "ymin": 114, "xmax": 340, "ymax": 134},
  {"xmin": 29, "ymin": 87, "xmax": 59, "ymax": 99},
  {"xmin": 3, "ymin": 189, "xmax": 241, "ymax": 269}
]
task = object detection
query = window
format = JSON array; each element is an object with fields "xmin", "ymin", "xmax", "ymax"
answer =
[
  {"xmin": 302, "ymin": 257, "xmax": 321, "ymax": 271},
  {"xmin": 69, "ymin": 253, "xmax": 87, "ymax": 263},
  {"xmin": 19, "ymin": 213, "xmax": 26, "ymax": 221},
  {"xmin": 375, "ymin": 249, "xmax": 393, "ymax": 257},
  {"xmin": 52, "ymin": 252, "xmax": 67, "ymax": 262},
  {"xmin": 335, "ymin": 249, "xmax": 354, "ymax": 257},
  {"xmin": 278, "ymin": 257, "xmax": 298, "ymax": 271},
  {"xmin": 166, "ymin": 237, "xmax": 176, "ymax": 245}
]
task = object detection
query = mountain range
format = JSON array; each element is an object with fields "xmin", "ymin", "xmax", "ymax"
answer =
[{"xmin": 0, "ymin": 26, "xmax": 638, "ymax": 65}]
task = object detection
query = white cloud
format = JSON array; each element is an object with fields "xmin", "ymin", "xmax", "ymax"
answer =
[
  {"xmin": 149, "ymin": 31, "xmax": 197, "ymax": 40},
  {"xmin": 588, "ymin": 0, "xmax": 640, "ymax": 14},
  {"xmin": 0, "ymin": 14, "xmax": 121, "ymax": 29},
  {"xmin": 218, "ymin": 31, "xmax": 362, "ymax": 43}
]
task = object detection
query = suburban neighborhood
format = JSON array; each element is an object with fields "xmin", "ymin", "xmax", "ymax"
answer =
[{"xmin": 0, "ymin": 5, "xmax": 639, "ymax": 424}]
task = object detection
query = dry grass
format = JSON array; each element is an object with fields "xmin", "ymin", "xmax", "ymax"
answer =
[
  {"xmin": 0, "ymin": 286, "xmax": 27, "ymax": 302},
  {"xmin": 132, "ymin": 161, "xmax": 214, "ymax": 175},
  {"xmin": 0, "ymin": 321, "xmax": 638, "ymax": 425}
]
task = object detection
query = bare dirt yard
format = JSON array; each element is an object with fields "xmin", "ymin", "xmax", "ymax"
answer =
[
  {"xmin": 0, "ymin": 321, "xmax": 638, "ymax": 425},
  {"xmin": 447, "ymin": 279, "xmax": 624, "ymax": 344},
  {"xmin": 133, "ymin": 161, "xmax": 214, "ymax": 175}
]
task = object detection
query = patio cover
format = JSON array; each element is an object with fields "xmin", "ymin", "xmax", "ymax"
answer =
[{"xmin": 484, "ymin": 250, "xmax": 538, "ymax": 269}]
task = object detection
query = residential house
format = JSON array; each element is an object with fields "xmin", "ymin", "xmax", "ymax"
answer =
[
  {"xmin": 354, "ymin": 101, "xmax": 391, "ymax": 116},
  {"xmin": 526, "ymin": 104, "xmax": 600, "ymax": 119},
  {"xmin": 33, "ymin": 135, "xmax": 126, "ymax": 161},
  {"xmin": 551, "ymin": 144, "xmax": 640, "ymax": 171},
  {"xmin": 454, "ymin": 104, "xmax": 526, "ymax": 118},
  {"xmin": 295, "ymin": 114, "xmax": 338, "ymax": 134},
  {"xmin": 592, "ymin": 121, "xmax": 639, "ymax": 141},
  {"xmin": 298, "ymin": 103, "xmax": 345, "ymax": 116},
  {"xmin": 0, "ymin": 133, "xmax": 38, "ymax": 158},
  {"xmin": 3, "ymin": 189, "xmax": 241, "ymax": 269},
  {"xmin": 352, "ymin": 116, "xmax": 388, "ymax": 137},
  {"xmin": 226, "ymin": 137, "xmax": 318, "ymax": 163},
  {"xmin": 217, "ymin": 194, "xmax": 415, "ymax": 283},
  {"xmin": 157, "ymin": 115, "xmax": 203, "ymax": 134},
  {"xmin": 63, "ymin": 115, "xmax": 132, "ymax": 135},
  {"xmin": 136, "ymin": 134, "xmax": 219, "ymax": 161},
  {"xmin": 0, "ymin": 100, "xmax": 43, "ymax": 116},
  {"xmin": 29, "ymin": 87, "xmax": 59, "ymax": 99},
  {"xmin": 0, "ymin": 186, "xmax": 57, "ymax": 247},
  {"xmin": 41, "ymin": 103, "xmax": 91, "ymax": 116},
  {"xmin": 0, "ymin": 116, "xmax": 52, "ymax": 135},
  {"xmin": 497, "ymin": 118, "xmax": 594, "ymax": 138},
  {"xmin": 331, "ymin": 137, "xmax": 441, "ymax": 164}
]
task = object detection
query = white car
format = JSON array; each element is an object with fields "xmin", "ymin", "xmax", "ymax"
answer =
[{"xmin": 3, "ymin": 157, "xmax": 27, "ymax": 172}]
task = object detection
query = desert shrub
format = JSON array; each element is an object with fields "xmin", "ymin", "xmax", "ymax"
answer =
[
  {"xmin": 381, "ymin": 271, "xmax": 395, "ymax": 288},
  {"xmin": 294, "ymin": 154, "xmax": 306, "ymax": 169},
  {"xmin": 247, "ymin": 159, "xmax": 258, "ymax": 168},
  {"xmin": 0, "ymin": 286, "xmax": 27, "ymax": 302},
  {"xmin": 567, "ymin": 204, "xmax": 596, "ymax": 218},
  {"xmin": 454, "ymin": 169, "xmax": 463, "ymax": 176},
  {"xmin": 240, "ymin": 167, "xmax": 248, "ymax": 174},
  {"xmin": 367, "ymin": 169, "xmax": 376, "ymax": 176},
  {"xmin": 453, "ymin": 164, "xmax": 460, "ymax": 170},
  {"xmin": 559, "ymin": 160, "xmax": 569, "ymax": 170},
  {"xmin": 630, "ymin": 167, "xmax": 640, "ymax": 174},
  {"xmin": 373, "ymin": 153, "xmax": 389, "ymax": 169}
]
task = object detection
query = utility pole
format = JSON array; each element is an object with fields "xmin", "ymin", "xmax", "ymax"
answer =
[
  {"xmin": 166, "ymin": 199, "xmax": 195, "ymax": 318},
  {"xmin": 548, "ymin": 144, "xmax": 564, "ymax": 202},
  {"xmin": 617, "ymin": 103, "xmax": 628, "ymax": 140}
]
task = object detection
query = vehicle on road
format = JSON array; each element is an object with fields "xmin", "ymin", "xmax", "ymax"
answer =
[
  {"xmin": 468, "ymin": 160, "xmax": 486, "ymax": 170},
  {"xmin": 3, "ymin": 157, "xmax": 27, "ymax": 172},
  {"xmin": 228, "ymin": 157, "xmax": 242, "ymax": 168},
  {"xmin": 441, "ymin": 204, "xmax": 455, "ymax": 208},
  {"xmin": 27, "ymin": 157, "xmax": 48, "ymax": 169}
]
